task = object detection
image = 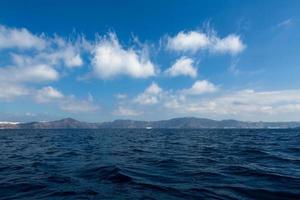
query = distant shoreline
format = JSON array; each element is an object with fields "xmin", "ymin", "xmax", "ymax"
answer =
[{"xmin": 1, "ymin": 117, "xmax": 300, "ymax": 129}]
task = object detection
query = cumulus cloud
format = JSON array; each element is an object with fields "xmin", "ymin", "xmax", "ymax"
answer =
[
  {"xmin": 36, "ymin": 46, "xmax": 83, "ymax": 68},
  {"xmin": 0, "ymin": 24, "xmax": 85, "ymax": 101},
  {"xmin": 167, "ymin": 30, "xmax": 245, "ymax": 55},
  {"xmin": 211, "ymin": 34, "xmax": 245, "ymax": 54},
  {"xmin": 0, "ymin": 25, "xmax": 46, "ymax": 50},
  {"xmin": 35, "ymin": 86, "xmax": 64, "ymax": 103},
  {"xmin": 9, "ymin": 36, "xmax": 84, "ymax": 69},
  {"xmin": 134, "ymin": 82, "xmax": 163, "ymax": 105},
  {"xmin": 0, "ymin": 64, "xmax": 59, "ymax": 83},
  {"xmin": 34, "ymin": 86, "xmax": 99, "ymax": 113},
  {"xmin": 165, "ymin": 57, "xmax": 197, "ymax": 78},
  {"xmin": 167, "ymin": 31, "xmax": 210, "ymax": 52},
  {"xmin": 41, "ymin": 36, "xmax": 83, "ymax": 68},
  {"xmin": 0, "ymin": 83, "xmax": 28, "ymax": 100},
  {"xmin": 92, "ymin": 33, "xmax": 156, "ymax": 79},
  {"xmin": 115, "ymin": 79, "xmax": 300, "ymax": 121},
  {"xmin": 163, "ymin": 94, "xmax": 185, "ymax": 110},
  {"xmin": 133, "ymin": 80, "xmax": 217, "ymax": 107},
  {"xmin": 184, "ymin": 80, "xmax": 218, "ymax": 95},
  {"xmin": 0, "ymin": 62, "xmax": 58, "ymax": 100},
  {"xmin": 0, "ymin": 25, "xmax": 84, "ymax": 68}
]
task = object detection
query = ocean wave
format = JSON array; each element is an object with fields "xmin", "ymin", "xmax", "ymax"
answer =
[
  {"xmin": 79, "ymin": 165, "xmax": 133, "ymax": 184},
  {"xmin": 0, "ymin": 129, "xmax": 300, "ymax": 199}
]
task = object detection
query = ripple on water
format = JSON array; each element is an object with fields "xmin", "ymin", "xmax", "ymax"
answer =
[
  {"xmin": 79, "ymin": 165, "xmax": 133, "ymax": 184},
  {"xmin": 0, "ymin": 129, "xmax": 299, "ymax": 199}
]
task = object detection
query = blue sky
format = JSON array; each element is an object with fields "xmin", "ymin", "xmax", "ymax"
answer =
[{"xmin": 1, "ymin": 0, "xmax": 300, "ymax": 122}]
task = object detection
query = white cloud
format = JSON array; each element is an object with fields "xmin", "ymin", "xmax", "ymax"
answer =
[
  {"xmin": 211, "ymin": 34, "xmax": 245, "ymax": 55},
  {"xmin": 165, "ymin": 57, "xmax": 197, "ymax": 78},
  {"xmin": 277, "ymin": 19, "xmax": 293, "ymax": 28},
  {"xmin": 34, "ymin": 86, "xmax": 99, "ymax": 113},
  {"xmin": 167, "ymin": 30, "xmax": 245, "ymax": 55},
  {"xmin": 0, "ymin": 24, "xmax": 84, "ymax": 68},
  {"xmin": 184, "ymin": 80, "xmax": 218, "ymax": 95},
  {"xmin": 145, "ymin": 82, "xmax": 162, "ymax": 94},
  {"xmin": 0, "ymin": 24, "xmax": 85, "ymax": 101},
  {"xmin": 112, "ymin": 80, "xmax": 300, "ymax": 121},
  {"xmin": 35, "ymin": 86, "xmax": 64, "ymax": 103},
  {"xmin": 113, "ymin": 106, "xmax": 141, "ymax": 116},
  {"xmin": 37, "ymin": 46, "xmax": 83, "ymax": 68},
  {"xmin": 92, "ymin": 33, "xmax": 156, "ymax": 79},
  {"xmin": 163, "ymin": 94, "xmax": 185, "ymax": 109},
  {"xmin": 10, "ymin": 37, "xmax": 84, "ymax": 69},
  {"xmin": 0, "ymin": 83, "xmax": 28, "ymax": 100},
  {"xmin": 0, "ymin": 61, "xmax": 58, "ymax": 100},
  {"xmin": 162, "ymin": 89, "xmax": 300, "ymax": 121},
  {"xmin": 216, "ymin": 89, "xmax": 300, "ymax": 107},
  {"xmin": 17, "ymin": 64, "xmax": 58, "ymax": 82},
  {"xmin": 133, "ymin": 80, "xmax": 217, "ymax": 108},
  {"xmin": 134, "ymin": 82, "xmax": 163, "ymax": 105},
  {"xmin": 167, "ymin": 31, "xmax": 210, "ymax": 52},
  {"xmin": 0, "ymin": 64, "xmax": 59, "ymax": 83},
  {"xmin": 41, "ymin": 36, "xmax": 83, "ymax": 68},
  {"xmin": 0, "ymin": 25, "xmax": 46, "ymax": 50},
  {"xmin": 60, "ymin": 97, "xmax": 99, "ymax": 113}
]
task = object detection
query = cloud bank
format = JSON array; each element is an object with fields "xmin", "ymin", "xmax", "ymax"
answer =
[{"xmin": 6, "ymin": 23, "xmax": 300, "ymax": 121}]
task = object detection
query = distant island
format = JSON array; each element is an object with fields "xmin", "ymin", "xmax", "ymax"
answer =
[{"xmin": 1, "ymin": 117, "xmax": 300, "ymax": 129}]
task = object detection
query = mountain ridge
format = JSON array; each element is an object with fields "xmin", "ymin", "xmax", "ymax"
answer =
[{"xmin": 1, "ymin": 117, "xmax": 300, "ymax": 129}]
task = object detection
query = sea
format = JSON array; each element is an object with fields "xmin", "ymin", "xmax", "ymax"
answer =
[{"xmin": 0, "ymin": 129, "xmax": 299, "ymax": 200}]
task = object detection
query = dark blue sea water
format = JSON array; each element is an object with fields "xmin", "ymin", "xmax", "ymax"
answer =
[{"xmin": 0, "ymin": 129, "xmax": 299, "ymax": 200}]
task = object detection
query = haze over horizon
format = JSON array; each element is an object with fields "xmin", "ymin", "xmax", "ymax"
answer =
[{"xmin": 1, "ymin": 0, "xmax": 300, "ymax": 123}]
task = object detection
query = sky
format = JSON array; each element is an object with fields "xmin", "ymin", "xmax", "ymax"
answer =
[{"xmin": 0, "ymin": 0, "xmax": 300, "ymax": 122}]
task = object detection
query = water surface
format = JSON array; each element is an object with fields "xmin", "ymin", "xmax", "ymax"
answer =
[{"xmin": 0, "ymin": 129, "xmax": 299, "ymax": 199}]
